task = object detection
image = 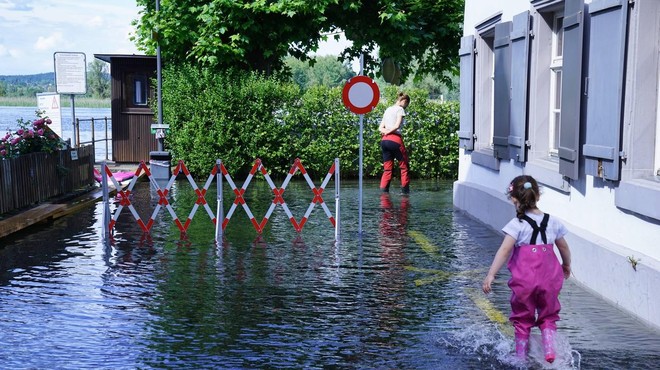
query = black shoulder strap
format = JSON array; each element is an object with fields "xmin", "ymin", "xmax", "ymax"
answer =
[{"xmin": 521, "ymin": 213, "xmax": 549, "ymax": 245}]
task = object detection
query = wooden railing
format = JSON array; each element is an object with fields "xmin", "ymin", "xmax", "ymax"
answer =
[{"xmin": 0, "ymin": 145, "xmax": 95, "ymax": 215}]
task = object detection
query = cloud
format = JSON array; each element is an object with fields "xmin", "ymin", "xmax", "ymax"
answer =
[
  {"xmin": 0, "ymin": 43, "xmax": 22, "ymax": 58},
  {"xmin": 34, "ymin": 32, "xmax": 64, "ymax": 51},
  {"xmin": 87, "ymin": 15, "xmax": 104, "ymax": 28},
  {"xmin": 1, "ymin": 0, "xmax": 34, "ymax": 11}
]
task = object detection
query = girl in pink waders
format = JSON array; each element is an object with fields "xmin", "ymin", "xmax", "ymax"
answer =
[{"xmin": 482, "ymin": 175, "xmax": 572, "ymax": 363}]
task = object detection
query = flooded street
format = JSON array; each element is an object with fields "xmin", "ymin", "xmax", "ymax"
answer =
[{"xmin": 1, "ymin": 179, "xmax": 659, "ymax": 369}]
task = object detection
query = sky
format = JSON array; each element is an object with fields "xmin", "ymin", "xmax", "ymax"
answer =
[{"xmin": 0, "ymin": 0, "xmax": 350, "ymax": 76}]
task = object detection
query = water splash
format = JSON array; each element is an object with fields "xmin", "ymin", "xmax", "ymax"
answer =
[{"xmin": 443, "ymin": 323, "xmax": 581, "ymax": 369}]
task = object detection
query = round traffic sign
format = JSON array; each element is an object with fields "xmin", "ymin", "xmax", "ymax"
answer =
[{"xmin": 342, "ymin": 75, "xmax": 380, "ymax": 115}]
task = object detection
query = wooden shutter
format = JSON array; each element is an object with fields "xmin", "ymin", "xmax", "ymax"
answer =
[
  {"xmin": 509, "ymin": 11, "xmax": 531, "ymax": 163},
  {"xmin": 583, "ymin": 0, "xmax": 629, "ymax": 181},
  {"xmin": 459, "ymin": 35, "xmax": 475, "ymax": 151},
  {"xmin": 558, "ymin": 0, "xmax": 586, "ymax": 180},
  {"xmin": 493, "ymin": 22, "xmax": 512, "ymax": 160}
]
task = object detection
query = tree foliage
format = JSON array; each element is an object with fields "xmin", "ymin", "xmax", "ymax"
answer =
[
  {"xmin": 87, "ymin": 60, "xmax": 110, "ymax": 99},
  {"xmin": 132, "ymin": 0, "xmax": 463, "ymax": 83},
  {"xmin": 161, "ymin": 65, "xmax": 458, "ymax": 180},
  {"xmin": 284, "ymin": 55, "xmax": 355, "ymax": 90}
]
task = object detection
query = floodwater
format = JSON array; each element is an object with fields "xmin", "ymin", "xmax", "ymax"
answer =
[{"xmin": 1, "ymin": 178, "xmax": 659, "ymax": 369}]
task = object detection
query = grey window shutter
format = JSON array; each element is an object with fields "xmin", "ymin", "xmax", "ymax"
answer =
[
  {"xmin": 509, "ymin": 11, "xmax": 531, "ymax": 163},
  {"xmin": 494, "ymin": 21, "xmax": 512, "ymax": 160},
  {"xmin": 583, "ymin": 0, "xmax": 629, "ymax": 181},
  {"xmin": 559, "ymin": 0, "xmax": 586, "ymax": 180},
  {"xmin": 459, "ymin": 35, "xmax": 475, "ymax": 151}
]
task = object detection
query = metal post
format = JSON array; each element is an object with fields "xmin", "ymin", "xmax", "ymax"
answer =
[
  {"xmin": 102, "ymin": 161, "xmax": 110, "ymax": 240},
  {"xmin": 358, "ymin": 114, "xmax": 363, "ymax": 236},
  {"xmin": 156, "ymin": 0, "xmax": 164, "ymax": 152},
  {"xmin": 70, "ymin": 94, "xmax": 77, "ymax": 147},
  {"xmin": 149, "ymin": 0, "xmax": 172, "ymax": 180},
  {"xmin": 358, "ymin": 54, "xmax": 364, "ymax": 236},
  {"xmin": 334, "ymin": 157, "xmax": 340, "ymax": 241},
  {"xmin": 90, "ymin": 117, "xmax": 95, "ymax": 156},
  {"xmin": 215, "ymin": 159, "xmax": 224, "ymax": 242},
  {"xmin": 104, "ymin": 117, "xmax": 109, "ymax": 161}
]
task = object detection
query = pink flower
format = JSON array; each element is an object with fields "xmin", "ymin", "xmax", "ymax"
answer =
[
  {"xmin": 0, "ymin": 149, "xmax": 6, "ymax": 156},
  {"xmin": 11, "ymin": 137, "xmax": 21, "ymax": 145},
  {"xmin": 45, "ymin": 118, "xmax": 52, "ymax": 124},
  {"xmin": 17, "ymin": 129, "xmax": 24, "ymax": 135},
  {"xmin": 33, "ymin": 119, "xmax": 45, "ymax": 127},
  {"xmin": 37, "ymin": 129, "xmax": 45, "ymax": 136}
]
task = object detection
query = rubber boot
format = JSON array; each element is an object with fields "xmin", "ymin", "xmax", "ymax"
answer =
[
  {"xmin": 514, "ymin": 335, "xmax": 529, "ymax": 359},
  {"xmin": 542, "ymin": 328, "xmax": 556, "ymax": 363}
]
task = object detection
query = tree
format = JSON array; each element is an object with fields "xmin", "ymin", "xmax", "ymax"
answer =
[
  {"xmin": 87, "ymin": 60, "xmax": 110, "ymax": 99},
  {"xmin": 285, "ymin": 55, "xmax": 355, "ymax": 90},
  {"xmin": 132, "ymin": 0, "xmax": 463, "ymax": 83}
]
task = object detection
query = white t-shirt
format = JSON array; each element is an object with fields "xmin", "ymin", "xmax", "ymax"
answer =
[
  {"xmin": 381, "ymin": 105, "xmax": 406, "ymax": 134},
  {"xmin": 502, "ymin": 212, "xmax": 568, "ymax": 246}
]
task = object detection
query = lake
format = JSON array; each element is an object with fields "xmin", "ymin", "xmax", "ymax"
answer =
[{"xmin": 1, "ymin": 105, "xmax": 113, "ymax": 162}]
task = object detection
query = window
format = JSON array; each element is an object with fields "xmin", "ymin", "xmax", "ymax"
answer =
[
  {"xmin": 656, "ymin": 64, "xmax": 660, "ymax": 176},
  {"xmin": 549, "ymin": 14, "xmax": 563, "ymax": 157},
  {"xmin": 123, "ymin": 71, "xmax": 154, "ymax": 112},
  {"xmin": 468, "ymin": 13, "xmax": 502, "ymax": 170},
  {"xmin": 134, "ymin": 75, "xmax": 148, "ymax": 106},
  {"xmin": 525, "ymin": 2, "xmax": 574, "ymax": 191},
  {"xmin": 475, "ymin": 32, "xmax": 495, "ymax": 152}
]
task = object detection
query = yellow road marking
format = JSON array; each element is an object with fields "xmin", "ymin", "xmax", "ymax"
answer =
[
  {"xmin": 465, "ymin": 287, "xmax": 514, "ymax": 337},
  {"xmin": 404, "ymin": 265, "xmax": 446, "ymax": 274},
  {"xmin": 405, "ymin": 229, "xmax": 513, "ymax": 336},
  {"xmin": 414, "ymin": 273, "xmax": 453, "ymax": 286},
  {"xmin": 408, "ymin": 230, "xmax": 441, "ymax": 259},
  {"xmin": 405, "ymin": 265, "xmax": 486, "ymax": 286}
]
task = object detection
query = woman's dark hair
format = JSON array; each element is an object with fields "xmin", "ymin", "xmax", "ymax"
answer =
[
  {"xmin": 396, "ymin": 92, "xmax": 410, "ymax": 104},
  {"xmin": 507, "ymin": 175, "xmax": 540, "ymax": 220}
]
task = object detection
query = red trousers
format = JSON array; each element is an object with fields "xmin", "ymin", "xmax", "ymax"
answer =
[
  {"xmin": 380, "ymin": 134, "xmax": 409, "ymax": 189},
  {"xmin": 507, "ymin": 243, "xmax": 564, "ymax": 338}
]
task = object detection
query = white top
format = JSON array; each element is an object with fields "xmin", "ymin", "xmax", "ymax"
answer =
[
  {"xmin": 381, "ymin": 105, "xmax": 406, "ymax": 135},
  {"xmin": 502, "ymin": 212, "xmax": 568, "ymax": 246}
]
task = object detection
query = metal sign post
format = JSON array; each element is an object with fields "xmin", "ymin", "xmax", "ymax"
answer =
[{"xmin": 341, "ymin": 55, "xmax": 380, "ymax": 235}]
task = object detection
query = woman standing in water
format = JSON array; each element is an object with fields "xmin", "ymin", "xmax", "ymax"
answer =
[{"xmin": 378, "ymin": 93, "xmax": 410, "ymax": 194}]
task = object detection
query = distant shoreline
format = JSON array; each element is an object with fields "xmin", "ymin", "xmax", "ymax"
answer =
[{"xmin": 0, "ymin": 96, "xmax": 110, "ymax": 109}]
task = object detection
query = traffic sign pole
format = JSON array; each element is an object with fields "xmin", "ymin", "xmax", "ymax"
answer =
[{"xmin": 341, "ymin": 55, "xmax": 380, "ymax": 236}]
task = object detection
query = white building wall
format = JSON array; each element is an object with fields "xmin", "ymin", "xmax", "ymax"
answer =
[{"xmin": 456, "ymin": 0, "xmax": 660, "ymax": 330}]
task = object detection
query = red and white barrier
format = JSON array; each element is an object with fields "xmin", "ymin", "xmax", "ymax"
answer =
[{"xmin": 102, "ymin": 158, "xmax": 340, "ymax": 241}]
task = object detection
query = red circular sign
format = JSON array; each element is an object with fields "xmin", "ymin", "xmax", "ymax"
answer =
[{"xmin": 342, "ymin": 76, "xmax": 380, "ymax": 114}]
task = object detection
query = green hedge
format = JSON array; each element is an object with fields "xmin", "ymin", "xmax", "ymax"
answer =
[{"xmin": 162, "ymin": 65, "xmax": 458, "ymax": 180}]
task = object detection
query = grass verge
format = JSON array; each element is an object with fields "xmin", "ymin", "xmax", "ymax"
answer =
[{"xmin": 0, "ymin": 96, "xmax": 110, "ymax": 108}]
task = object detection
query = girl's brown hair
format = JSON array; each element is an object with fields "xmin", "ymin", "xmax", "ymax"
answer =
[
  {"xmin": 507, "ymin": 175, "xmax": 540, "ymax": 220},
  {"xmin": 396, "ymin": 92, "xmax": 410, "ymax": 104}
]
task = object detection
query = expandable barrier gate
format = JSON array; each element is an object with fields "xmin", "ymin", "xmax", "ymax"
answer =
[{"xmin": 101, "ymin": 158, "xmax": 340, "ymax": 242}]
